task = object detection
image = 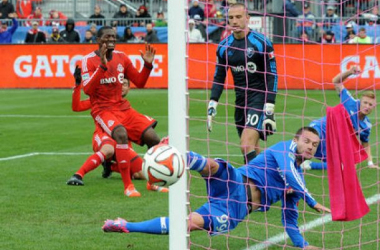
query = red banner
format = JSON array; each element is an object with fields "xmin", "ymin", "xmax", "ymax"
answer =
[{"xmin": 0, "ymin": 44, "xmax": 379, "ymax": 89}]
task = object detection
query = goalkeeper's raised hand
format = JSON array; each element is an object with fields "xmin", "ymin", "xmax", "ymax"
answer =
[
  {"xmin": 74, "ymin": 65, "xmax": 82, "ymax": 86},
  {"xmin": 262, "ymin": 103, "xmax": 276, "ymax": 137},
  {"xmin": 207, "ymin": 100, "xmax": 218, "ymax": 132}
]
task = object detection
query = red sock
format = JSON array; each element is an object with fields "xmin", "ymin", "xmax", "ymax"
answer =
[
  {"xmin": 115, "ymin": 144, "xmax": 133, "ymax": 189},
  {"xmin": 130, "ymin": 149, "xmax": 143, "ymax": 175},
  {"xmin": 76, "ymin": 151, "xmax": 105, "ymax": 178}
]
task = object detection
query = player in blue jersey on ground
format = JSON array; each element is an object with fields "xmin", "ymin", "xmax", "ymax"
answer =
[
  {"xmin": 207, "ymin": 3, "xmax": 278, "ymax": 163},
  {"xmin": 303, "ymin": 65, "xmax": 378, "ymax": 170},
  {"xmin": 102, "ymin": 127, "xmax": 330, "ymax": 249}
]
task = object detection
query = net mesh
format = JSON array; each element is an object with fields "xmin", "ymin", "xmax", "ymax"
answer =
[{"xmin": 186, "ymin": 0, "xmax": 380, "ymax": 249}]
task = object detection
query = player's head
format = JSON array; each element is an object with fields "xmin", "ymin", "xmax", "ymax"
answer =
[
  {"xmin": 227, "ymin": 3, "xmax": 249, "ymax": 33},
  {"xmin": 121, "ymin": 79, "xmax": 130, "ymax": 97},
  {"xmin": 97, "ymin": 26, "xmax": 116, "ymax": 51},
  {"xmin": 360, "ymin": 91, "xmax": 376, "ymax": 116},
  {"xmin": 293, "ymin": 127, "xmax": 320, "ymax": 161}
]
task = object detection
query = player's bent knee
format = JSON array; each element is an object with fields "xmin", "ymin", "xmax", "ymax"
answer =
[
  {"xmin": 188, "ymin": 212, "xmax": 205, "ymax": 231},
  {"xmin": 143, "ymin": 128, "xmax": 160, "ymax": 148},
  {"xmin": 112, "ymin": 125, "xmax": 128, "ymax": 144},
  {"xmin": 100, "ymin": 144, "xmax": 115, "ymax": 159}
]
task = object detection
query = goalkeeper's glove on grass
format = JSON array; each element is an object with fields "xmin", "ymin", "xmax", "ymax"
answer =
[
  {"xmin": 207, "ymin": 100, "xmax": 218, "ymax": 132},
  {"xmin": 262, "ymin": 103, "xmax": 276, "ymax": 137}
]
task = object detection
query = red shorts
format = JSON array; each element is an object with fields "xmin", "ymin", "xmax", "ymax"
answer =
[{"xmin": 93, "ymin": 108, "xmax": 157, "ymax": 146}]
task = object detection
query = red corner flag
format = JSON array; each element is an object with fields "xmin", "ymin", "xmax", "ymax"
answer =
[{"xmin": 326, "ymin": 104, "xmax": 369, "ymax": 221}]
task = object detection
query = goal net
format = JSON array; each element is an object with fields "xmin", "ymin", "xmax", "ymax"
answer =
[{"xmin": 182, "ymin": 0, "xmax": 380, "ymax": 249}]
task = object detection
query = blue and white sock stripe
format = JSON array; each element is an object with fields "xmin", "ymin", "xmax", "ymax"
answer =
[{"xmin": 187, "ymin": 151, "xmax": 207, "ymax": 172}]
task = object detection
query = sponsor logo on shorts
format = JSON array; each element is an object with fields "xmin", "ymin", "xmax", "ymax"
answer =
[{"xmin": 108, "ymin": 120, "xmax": 114, "ymax": 127}]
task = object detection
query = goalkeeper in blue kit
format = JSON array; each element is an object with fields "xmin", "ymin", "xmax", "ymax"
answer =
[
  {"xmin": 207, "ymin": 3, "xmax": 278, "ymax": 163},
  {"xmin": 102, "ymin": 127, "xmax": 330, "ymax": 249}
]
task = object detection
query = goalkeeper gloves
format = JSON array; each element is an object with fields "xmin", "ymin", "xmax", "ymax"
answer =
[
  {"xmin": 74, "ymin": 65, "xmax": 82, "ymax": 86},
  {"xmin": 207, "ymin": 100, "xmax": 218, "ymax": 132},
  {"xmin": 262, "ymin": 103, "xmax": 276, "ymax": 137}
]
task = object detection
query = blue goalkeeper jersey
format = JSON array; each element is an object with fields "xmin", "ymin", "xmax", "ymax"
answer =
[
  {"xmin": 237, "ymin": 140, "xmax": 317, "ymax": 248},
  {"xmin": 310, "ymin": 88, "xmax": 372, "ymax": 146}
]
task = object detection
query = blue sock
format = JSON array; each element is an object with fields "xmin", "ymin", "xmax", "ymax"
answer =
[
  {"xmin": 126, "ymin": 217, "xmax": 169, "ymax": 234},
  {"xmin": 187, "ymin": 151, "xmax": 207, "ymax": 172},
  {"xmin": 310, "ymin": 162, "xmax": 327, "ymax": 170}
]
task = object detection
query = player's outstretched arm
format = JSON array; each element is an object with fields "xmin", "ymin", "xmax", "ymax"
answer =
[
  {"xmin": 332, "ymin": 65, "xmax": 361, "ymax": 94},
  {"xmin": 311, "ymin": 203, "xmax": 331, "ymax": 213},
  {"xmin": 362, "ymin": 142, "xmax": 380, "ymax": 169},
  {"xmin": 139, "ymin": 43, "xmax": 156, "ymax": 64}
]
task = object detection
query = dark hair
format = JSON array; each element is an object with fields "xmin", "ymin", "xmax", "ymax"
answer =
[
  {"xmin": 97, "ymin": 26, "xmax": 113, "ymax": 38},
  {"xmin": 295, "ymin": 127, "xmax": 319, "ymax": 138}
]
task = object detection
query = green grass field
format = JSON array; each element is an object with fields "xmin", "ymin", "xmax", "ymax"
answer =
[{"xmin": 0, "ymin": 89, "xmax": 379, "ymax": 250}]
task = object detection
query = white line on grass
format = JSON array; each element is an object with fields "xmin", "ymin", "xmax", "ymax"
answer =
[
  {"xmin": 0, "ymin": 152, "xmax": 92, "ymax": 161},
  {"xmin": 245, "ymin": 193, "xmax": 380, "ymax": 250}
]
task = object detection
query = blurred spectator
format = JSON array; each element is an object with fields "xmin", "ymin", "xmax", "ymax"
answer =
[
  {"xmin": 349, "ymin": 27, "xmax": 372, "ymax": 44},
  {"xmin": 344, "ymin": 22, "xmax": 355, "ymax": 40},
  {"xmin": 82, "ymin": 29, "xmax": 96, "ymax": 43},
  {"xmin": 60, "ymin": 18, "xmax": 80, "ymax": 43},
  {"xmin": 0, "ymin": 0, "xmax": 15, "ymax": 19},
  {"xmin": 188, "ymin": 19, "xmax": 203, "ymax": 43},
  {"xmin": 48, "ymin": 26, "xmax": 64, "ymax": 43},
  {"xmin": 16, "ymin": 0, "xmax": 34, "ymax": 19},
  {"xmin": 25, "ymin": 20, "xmax": 46, "ymax": 43},
  {"xmin": 204, "ymin": 0, "xmax": 217, "ymax": 19},
  {"xmin": 321, "ymin": 30, "xmax": 335, "ymax": 43},
  {"xmin": 88, "ymin": 5, "xmax": 105, "ymax": 26},
  {"xmin": 370, "ymin": 7, "xmax": 380, "ymax": 24},
  {"xmin": 188, "ymin": 0, "xmax": 204, "ymax": 21},
  {"xmin": 0, "ymin": 14, "xmax": 17, "ymax": 43},
  {"xmin": 298, "ymin": 31, "xmax": 310, "ymax": 43},
  {"xmin": 297, "ymin": 3, "xmax": 316, "ymax": 38},
  {"xmin": 46, "ymin": 9, "xmax": 67, "ymax": 26},
  {"xmin": 194, "ymin": 14, "xmax": 206, "ymax": 41},
  {"xmin": 111, "ymin": 23, "xmax": 121, "ymax": 41},
  {"xmin": 113, "ymin": 4, "xmax": 133, "ymax": 27},
  {"xmin": 154, "ymin": 12, "xmax": 167, "ymax": 27},
  {"xmin": 220, "ymin": 0, "xmax": 236, "ymax": 16},
  {"xmin": 364, "ymin": 7, "xmax": 380, "ymax": 25},
  {"xmin": 135, "ymin": 5, "xmax": 151, "ymax": 27},
  {"xmin": 345, "ymin": 30, "xmax": 356, "ymax": 43},
  {"xmin": 284, "ymin": 0, "xmax": 301, "ymax": 17},
  {"xmin": 322, "ymin": 6, "xmax": 338, "ymax": 31},
  {"xmin": 144, "ymin": 23, "xmax": 159, "ymax": 43},
  {"xmin": 121, "ymin": 26, "xmax": 139, "ymax": 43},
  {"xmin": 26, "ymin": 6, "xmax": 44, "ymax": 26},
  {"xmin": 89, "ymin": 23, "xmax": 97, "ymax": 36}
]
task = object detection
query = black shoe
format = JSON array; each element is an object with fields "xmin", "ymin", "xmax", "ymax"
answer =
[
  {"xmin": 66, "ymin": 174, "xmax": 84, "ymax": 186},
  {"xmin": 102, "ymin": 161, "xmax": 112, "ymax": 179}
]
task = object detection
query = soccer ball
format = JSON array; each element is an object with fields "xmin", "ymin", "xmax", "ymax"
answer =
[{"xmin": 142, "ymin": 144, "xmax": 185, "ymax": 187}]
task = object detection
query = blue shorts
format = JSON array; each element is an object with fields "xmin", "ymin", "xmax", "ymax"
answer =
[
  {"xmin": 309, "ymin": 121, "xmax": 327, "ymax": 161},
  {"xmin": 195, "ymin": 159, "xmax": 250, "ymax": 235}
]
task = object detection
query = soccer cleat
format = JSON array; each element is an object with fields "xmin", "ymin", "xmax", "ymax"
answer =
[
  {"xmin": 125, "ymin": 184, "xmax": 141, "ymax": 197},
  {"xmin": 146, "ymin": 182, "xmax": 169, "ymax": 193},
  {"xmin": 300, "ymin": 160, "xmax": 312, "ymax": 171},
  {"xmin": 101, "ymin": 161, "xmax": 113, "ymax": 178},
  {"xmin": 102, "ymin": 218, "xmax": 129, "ymax": 233},
  {"xmin": 66, "ymin": 174, "xmax": 84, "ymax": 186},
  {"xmin": 159, "ymin": 136, "xmax": 169, "ymax": 145}
]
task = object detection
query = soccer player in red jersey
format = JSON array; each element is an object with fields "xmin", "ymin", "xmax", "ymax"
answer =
[
  {"xmin": 67, "ymin": 67, "xmax": 168, "ymax": 193},
  {"xmin": 79, "ymin": 26, "xmax": 158, "ymax": 197}
]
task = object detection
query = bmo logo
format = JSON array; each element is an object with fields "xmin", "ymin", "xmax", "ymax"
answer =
[{"xmin": 100, "ymin": 77, "xmax": 117, "ymax": 84}]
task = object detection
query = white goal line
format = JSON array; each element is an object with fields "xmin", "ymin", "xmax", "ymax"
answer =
[{"xmin": 245, "ymin": 193, "xmax": 380, "ymax": 250}]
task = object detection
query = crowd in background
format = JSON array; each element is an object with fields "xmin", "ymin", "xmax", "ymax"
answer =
[{"xmin": 1, "ymin": 0, "xmax": 380, "ymax": 44}]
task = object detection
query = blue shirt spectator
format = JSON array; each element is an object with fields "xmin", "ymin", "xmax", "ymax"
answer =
[{"xmin": 0, "ymin": 17, "xmax": 17, "ymax": 43}]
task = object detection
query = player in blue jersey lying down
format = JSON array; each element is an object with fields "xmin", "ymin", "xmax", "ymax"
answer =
[
  {"xmin": 304, "ymin": 65, "xmax": 378, "ymax": 170},
  {"xmin": 102, "ymin": 127, "xmax": 330, "ymax": 249}
]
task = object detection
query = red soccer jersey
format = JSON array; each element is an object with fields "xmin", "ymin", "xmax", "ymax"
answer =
[
  {"xmin": 72, "ymin": 85, "xmax": 91, "ymax": 112},
  {"xmin": 81, "ymin": 50, "xmax": 152, "ymax": 116}
]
